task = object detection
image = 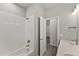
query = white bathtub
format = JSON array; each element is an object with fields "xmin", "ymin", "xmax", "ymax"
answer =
[{"xmin": 8, "ymin": 47, "xmax": 34, "ymax": 56}]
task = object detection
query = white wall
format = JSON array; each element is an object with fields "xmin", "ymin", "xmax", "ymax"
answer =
[
  {"xmin": 45, "ymin": 4, "xmax": 77, "ymax": 46},
  {"xmin": 25, "ymin": 4, "xmax": 45, "ymax": 55},
  {"xmin": 0, "ymin": 11, "xmax": 25, "ymax": 55},
  {"xmin": 26, "ymin": 4, "xmax": 45, "ymax": 17},
  {"xmin": 25, "ymin": 16, "xmax": 35, "ymax": 52},
  {"xmin": 0, "ymin": 3, "xmax": 26, "ymax": 17},
  {"xmin": 0, "ymin": 3, "xmax": 26, "ymax": 55}
]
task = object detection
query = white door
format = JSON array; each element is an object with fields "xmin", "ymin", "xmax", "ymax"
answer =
[
  {"xmin": 40, "ymin": 17, "xmax": 46, "ymax": 56},
  {"xmin": 50, "ymin": 18, "xmax": 58, "ymax": 46}
]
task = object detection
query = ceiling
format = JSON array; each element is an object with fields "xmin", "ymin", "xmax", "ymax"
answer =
[
  {"xmin": 17, "ymin": 3, "xmax": 77, "ymax": 15},
  {"xmin": 17, "ymin": 3, "xmax": 77, "ymax": 9},
  {"xmin": 16, "ymin": 3, "xmax": 33, "ymax": 8}
]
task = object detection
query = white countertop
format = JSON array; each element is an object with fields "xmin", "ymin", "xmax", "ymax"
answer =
[{"xmin": 57, "ymin": 40, "xmax": 79, "ymax": 56}]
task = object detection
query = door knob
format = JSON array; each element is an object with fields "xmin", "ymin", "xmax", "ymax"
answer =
[{"xmin": 40, "ymin": 39, "xmax": 43, "ymax": 40}]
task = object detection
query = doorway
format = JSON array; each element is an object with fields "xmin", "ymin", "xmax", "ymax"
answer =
[
  {"xmin": 43, "ymin": 18, "xmax": 58, "ymax": 56},
  {"xmin": 38, "ymin": 17, "xmax": 59, "ymax": 56}
]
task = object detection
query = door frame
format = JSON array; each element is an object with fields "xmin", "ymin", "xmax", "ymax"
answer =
[
  {"xmin": 38, "ymin": 16, "xmax": 59, "ymax": 56},
  {"xmin": 38, "ymin": 17, "xmax": 40, "ymax": 56}
]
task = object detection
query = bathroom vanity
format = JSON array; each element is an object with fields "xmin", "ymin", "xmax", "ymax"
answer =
[{"xmin": 57, "ymin": 39, "xmax": 79, "ymax": 56}]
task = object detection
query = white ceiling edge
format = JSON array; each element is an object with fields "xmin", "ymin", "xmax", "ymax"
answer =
[
  {"xmin": 16, "ymin": 3, "xmax": 33, "ymax": 9},
  {"xmin": 16, "ymin": 3, "xmax": 77, "ymax": 9},
  {"xmin": 16, "ymin": 3, "xmax": 77, "ymax": 15}
]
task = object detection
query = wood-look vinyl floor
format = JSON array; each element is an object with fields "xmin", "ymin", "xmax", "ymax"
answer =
[{"xmin": 43, "ymin": 37, "xmax": 58, "ymax": 56}]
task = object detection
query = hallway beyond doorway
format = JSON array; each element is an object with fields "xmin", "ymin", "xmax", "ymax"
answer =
[{"xmin": 43, "ymin": 37, "xmax": 58, "ymax": 56}]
